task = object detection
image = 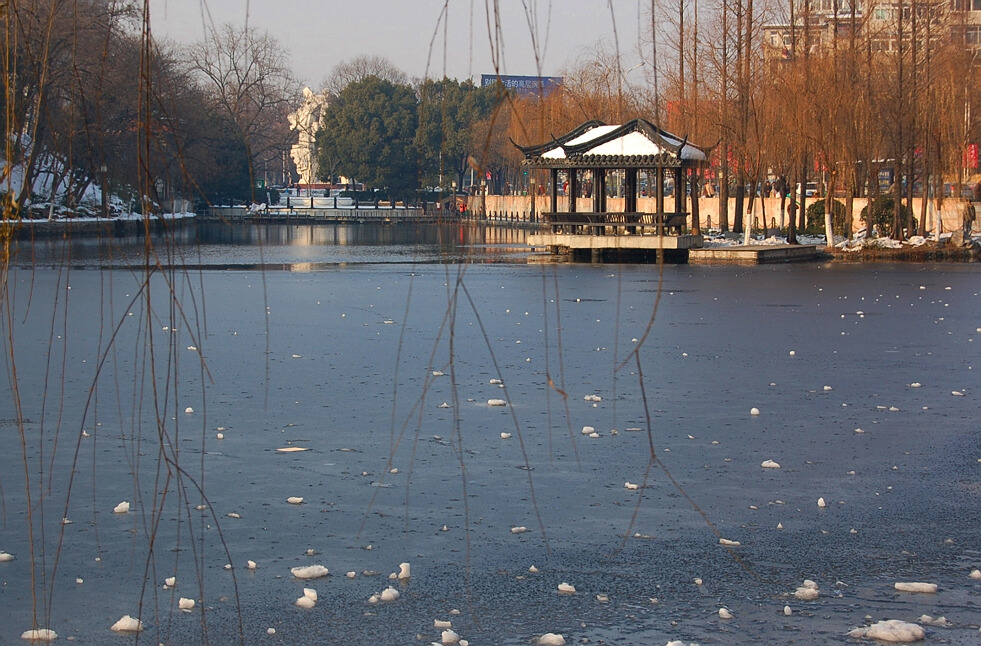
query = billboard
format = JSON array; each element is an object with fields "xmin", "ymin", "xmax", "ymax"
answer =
[{"xmin": 480, "ymin": 74, "xmax": 563, "ymax": 97}]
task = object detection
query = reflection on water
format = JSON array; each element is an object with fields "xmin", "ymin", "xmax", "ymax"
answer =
[{"xmin": 12, "ymin": 221, "xmax": 535, "ymax": 268}]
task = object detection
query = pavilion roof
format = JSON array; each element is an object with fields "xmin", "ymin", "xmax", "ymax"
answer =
[{"xmin": 515, "ymin": 119, "xmax": 710, "ymax": 169}]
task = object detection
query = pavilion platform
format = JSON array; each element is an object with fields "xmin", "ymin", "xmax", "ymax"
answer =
[
  {"xmin": 528, "ymin": 232, "xmax": 703, "ymax": 263},
  {"xmin": 688, "ymin": 244, "xmax": 819, "ymax": 264}
]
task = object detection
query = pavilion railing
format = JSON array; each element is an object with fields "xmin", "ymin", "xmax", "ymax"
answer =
[{"xmin": 543, "ymin": 211, "xmax": 688, "ymax": 234}]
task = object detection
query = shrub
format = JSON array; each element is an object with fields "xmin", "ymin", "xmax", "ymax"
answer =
[
  {"xmin": 860, "ymin": 196, "xmax": 916, "ymax": 237},
  {"xmin": 805, "ymin": 199, "xmax": 848, "ymax": 236}
]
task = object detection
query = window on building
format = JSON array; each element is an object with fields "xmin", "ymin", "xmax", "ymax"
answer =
[
  {"xmin": 953, "ymin": 0, "xmax": 981, "ymax": 11},
  {"xmin": 966, "ymin": 25, "xmax": 981, "ymax": 44}
]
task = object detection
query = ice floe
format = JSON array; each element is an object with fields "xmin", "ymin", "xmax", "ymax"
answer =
[
  {"xmin": 917, "ymin": 614, "xmax": 950, "ymax": 627},
  {"xmin": 110, "ymin": 616, "xmax": 143, "ymax": 632},
  {"xmin": 719, "ymin": 607, "xmax": 733, "ymax": 619},
  {"xmin": 794, "ymin": 580, "xmax": 819, "ymax": 600},
  {"xmin": 761, "ymin": 460, "xmax": 780, "ymax": 469},
  {"xmin": 178, "ymin": 597, "xmax": 195, "ymax": 610},
  {"xmin": 20, "ymin": 629, "xmax": 58, "ymax": 641},
  {"xmin": 379, "ymin": 586, "xmax": 400, "ymax": 602},
  {"xmin": 719, "ymin": 538, "xmax": 740, "ymax": 547},
  {"xmin": 287, "ymin": 497, "xmax": 303, "ymax": 504},
  {"xmin": 0, "ymin": 552, "xmax": 14, "ymax": 562},
  {"xmin": 557, "ymin": 582, "xmax": 576, "ymax": 594},
  {"xmin": 295, "ymin": 595, "xmax": 315, "ymax": 609},
  {"xmin": 487, "ymin": 399, "xmax": 507, "ymax": 406},
  {"xmin": 847, "ymin": 619, "xmax": 924, "ymax": 642},
  {"xmin": 113, "ymin": 501, "xmax": 130, "ymax": 514},
  {"xmin": 537, "ymin": 634, "xmax": 566, "ymax": 646},
  {"xmin": 750, "ymin": 407, "xmax": 760, "ymax": 416},
  {"xmin": 290, "ymin": 565, "xmax": 329, "ymax": 579},
  {"xmin": 894, "ymin": 582, "xmax": 937, "ymax": 593}
]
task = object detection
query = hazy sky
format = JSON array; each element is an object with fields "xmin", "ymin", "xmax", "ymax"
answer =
[{"xmin": 148, "ymin": 0, "xmax": 648, "ymax": 89}]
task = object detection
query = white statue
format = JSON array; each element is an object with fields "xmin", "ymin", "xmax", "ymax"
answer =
[{"xmin": 288, "ymin": 87, "xmax": 329, "ymax": 186}]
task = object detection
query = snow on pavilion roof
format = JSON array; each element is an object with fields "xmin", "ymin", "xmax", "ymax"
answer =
[{"xmin": 515, "ymin": 119, "xmax": 709, "ymax": 168}]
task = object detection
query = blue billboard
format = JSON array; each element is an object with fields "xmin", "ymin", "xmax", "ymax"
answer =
[{"xmin": 481, "ymin": 74, "xmax": 563, "ymax": 97}]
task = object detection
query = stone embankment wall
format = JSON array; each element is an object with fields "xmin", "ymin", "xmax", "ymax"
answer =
[
  {"xmin": 474, "ymin": 194, "xmax": 973, "ymax": 235},
  {"xmin": 10, "ymin": 215, "xmax": 194, "ymax": 238}
]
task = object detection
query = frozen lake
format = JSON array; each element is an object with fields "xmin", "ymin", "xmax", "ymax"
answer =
[{"xmin": 2, "ymin": 222, "xmax": 980, "ymax": 644}]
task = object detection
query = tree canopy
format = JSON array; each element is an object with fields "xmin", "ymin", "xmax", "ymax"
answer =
[
  {"xmin": 415, "ymin": 78, "xmax": 500, "ymax": 191},
  {"xmin": 316, "ymin": 76, "xmax": 419, "ymax": 201}
]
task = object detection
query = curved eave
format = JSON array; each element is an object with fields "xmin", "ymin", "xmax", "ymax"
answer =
[
  {"xmin": 513, "ymin": 119, "xmax": 607, "ymax": 157},
  {"xmin": 522, "ymin": 154, "xmax": 707, "ymax": 169}
]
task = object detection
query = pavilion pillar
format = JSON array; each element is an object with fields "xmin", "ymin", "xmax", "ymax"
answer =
[
  {"xmin": 569, "ymin": 169, "xmax": 578, "ymax": 213},
  {"xmin": 656, "ymin": 167, "xmax": 666, "ymax": 236},
  {"xmin": 598, "ymin": 170, "xmax": 607, "ymax": 213},
  {"xmin": 674, "ymin": 167, "xmax": 685, "ymax": 233},
  {"xmin": 690, "ymin": 167, "xmax": 702, "ymax": 235},
  {"xmin": 592, "ymin": 169, "xmax": 602, "ymax": 213},
  {"xmin": 625, "ymin": 168, "xmax": 638, "ymax": 214},
  {"xmin": 550, "ymin": 168, "xmax": 558, "ymax": 214}
]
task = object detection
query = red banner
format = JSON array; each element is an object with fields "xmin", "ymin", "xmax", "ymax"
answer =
[{"xmin": 965, "ymin": 143, "xmax": 978, "ymax": 169}]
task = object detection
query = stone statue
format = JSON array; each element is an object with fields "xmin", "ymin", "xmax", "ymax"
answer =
[{"xmin": 288, "ymin": 87, "xmax": 329, "ymax": 186}]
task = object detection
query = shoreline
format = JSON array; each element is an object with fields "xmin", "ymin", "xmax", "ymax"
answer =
[
  {"xmin": 4, "ymin": 213, "xmax": 196, "ymax": 239},
  {"xmin": 6, "ymin": 215, "xmax": 979, "ymax": 262}
]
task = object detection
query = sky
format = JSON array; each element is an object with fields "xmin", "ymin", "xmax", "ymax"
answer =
[{"xmin": 147, "ymin": 0, "xmax": 648, "ymax": 89}]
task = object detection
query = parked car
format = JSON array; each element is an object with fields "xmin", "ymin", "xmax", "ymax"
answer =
[{"xmin": 796, "ymin": 182, "xmax": 819, "ymax": 198}]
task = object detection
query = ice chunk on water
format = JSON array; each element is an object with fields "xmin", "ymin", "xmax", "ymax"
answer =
[
  {"xmin": 848, "ymin": 619, "xmax": 924, "ymax": 642},
  {"xmin": 20, "ymin": 629, "xmax": 58, "ymax": 641},
  {"xmin": 290, "ymin": 565, "xmax": 329, "ymax": 579},
  {"xmin": 110, "ymin": 616, "xmax": 143, "ymax": 632},
  {"xmin": 894, "ymin": 582, "xmax": 937, "ymax": 593}
]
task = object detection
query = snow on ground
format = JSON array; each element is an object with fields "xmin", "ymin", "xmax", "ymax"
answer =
[{"xmin": 701, "ymin": 228, "xmax": 980, "ymax": 249}]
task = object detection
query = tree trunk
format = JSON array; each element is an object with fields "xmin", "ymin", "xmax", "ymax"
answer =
[
  {"xmin": 787, "ymin": 176, "xmax": 799, "ymax": 244},
  {"xmin": 734, "ymin": 179, "xmax": 745, "ymax": 233}
]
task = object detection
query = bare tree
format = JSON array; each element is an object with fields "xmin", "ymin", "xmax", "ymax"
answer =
[
  {"xmin": 322, "ymin": 55, "xmax": 409, "ymax": 98},
  {"xmin": 187, "ymin": 24, "xmax": 300, "ymax": 199}
]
